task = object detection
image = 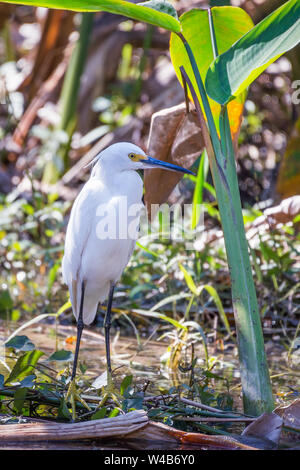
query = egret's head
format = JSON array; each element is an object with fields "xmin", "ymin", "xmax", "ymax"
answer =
[{"xmin": 88, "ymin": 142, "xmax": 195, "ymax": 176}]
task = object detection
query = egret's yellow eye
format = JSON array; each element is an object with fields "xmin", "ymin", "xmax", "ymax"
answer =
[
  {"xmin": 128, "ymin": 152, "xmax": 141, "ymax": 162},
  {"xmin": 128, "ymin": 152, "xmax": 147, "ymax": 162}
]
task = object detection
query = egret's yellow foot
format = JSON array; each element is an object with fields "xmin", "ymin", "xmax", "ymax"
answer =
[
  {"xmin": 99, "ymin": 371, "xmax": 122, "ymax": 407},
  {"xmin": 66, "ymin": 378, "xmax": 91, "ymax": 420}
]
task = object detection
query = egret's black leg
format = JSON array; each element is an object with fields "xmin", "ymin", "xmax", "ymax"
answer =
[
  {"xmin": 104, "ymin": 283, "xmax": 115, "ymax": 374},
  {"xmin": 71, "ymin": 281, "xmax": 85, "ymax": 381},
  {"xmin": 66, "ymin": 281, "xmax": 90, "ymax": 418},
  {"xmin": 100, "ymin": 282, "xmax": 121, "ymax": 406}
]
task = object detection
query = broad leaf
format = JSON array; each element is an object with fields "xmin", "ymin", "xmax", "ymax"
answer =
[
  {"xmin": 1, "ymin": 0, "xmax": 181, "ymax": 32},
  {"xmin": 138, "ymin": 0, "xmax": 178, "ymax": 20},
  {"xmin": 5, "ymin": 335, "xmax": 35, "ymax": 352},
  {"xmin": 91, "ymin": 407, "xmax": 107, "ymax": 420},
  {"xmin": 205, "ymin": 0, "xmax": 300, "ymax": 105},
  {"xmin": 144, "ymin": 103, "xmax": 204, "ymax": 210},
  {"xmin": 13, "ymin": 387, "xmax": 28, "ymax": 414},
  {"xmin": 5, "ymin": 350, "xmax": 44, "ymax": 384},
  {"xmin": 47, "ymin": 349, "xmax": 74, "ymax": 362},
  {"xmin": 170, "ymin": 7, "xmax": 254, "ymax": 139}
]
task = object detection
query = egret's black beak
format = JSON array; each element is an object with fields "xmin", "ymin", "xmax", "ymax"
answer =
[{"xmin": 143, "ymin": 156, "xmax": 195, "ymax": 176}]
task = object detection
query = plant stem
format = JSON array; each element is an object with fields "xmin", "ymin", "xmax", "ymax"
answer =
[{"xmin": 177, "ymin": 23, "xmax": 274, "ymax": 415}]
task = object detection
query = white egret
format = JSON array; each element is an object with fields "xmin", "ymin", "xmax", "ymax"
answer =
[{"xmin": 62, "ymin": 142, "xmax": 194, "ymax": 416}]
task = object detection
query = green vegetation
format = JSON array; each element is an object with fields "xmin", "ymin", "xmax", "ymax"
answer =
[{"xmin": 0, "ymin": 0, "xmax": 299, "ymax": 448}]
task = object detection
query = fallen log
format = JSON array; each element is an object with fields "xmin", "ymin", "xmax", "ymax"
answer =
[
  {"xmin": 0, "ymin": 410, "xmax": 148, "ymax": 441},
  {"xmin": 0, "ymin": 410, "xmax": 262, "ymax": 449}
]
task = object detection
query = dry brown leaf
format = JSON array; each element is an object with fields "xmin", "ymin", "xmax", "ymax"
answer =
[
  {"xmin": 144, "ymin": 102, "xmax": 204, "ymax": 217},
  {"xmin": 242, "ymin": 412, "xmax": 282, "ymax": 447},
  {"xmin": 275, "ymin": 399, "xmax": 300, "ymax": 432}
]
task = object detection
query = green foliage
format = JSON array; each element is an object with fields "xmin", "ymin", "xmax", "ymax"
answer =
[
  {"xmin": 0, "ymin": 0, "xmax": 181, "ymax": 32},
  {"xmin": 0, "ymin": 190, "xmax": 69, "ymax": 320},
  {"xmin": 138, "ymin": 0, "xmax": 178, "ymax": 19},
  {"xmin": 47, "ymin": 350, "xmax": 74, "ymax": 362},
  {"xmin": 91, "ymin": 407, "xmax": 107, "ymax": 420},
  {"xmin": 191, "ymin": 150, "xmax": 209, "ymax": 230},
  {"xmin": 5, "ymin": 335, "xmax": 35, "ymax": 352},
  {"xmin": 1, "ymin": 0, "xmax": 299, "ymax": 424},
  {"xmin": 5, "ymin": 350, "xmax": 44, "ymax": 384},
  {"xmin": 205, "ymin": 0, "xmax": 300, "ymax": 105},
  {"xmin": 13, "ymin": 387, "xmax": 27, "ymax": 413},
  {"xmin": 120, "ymin": 374, "xmax": 133, "ymax": 396},
  {"xmin": 58, "ymin": 398, "xmax": 72, "ymax": 419},
  {"xmin": 0, "ymin": 289, "xmax": 13, "ymax": 314},
  {"xmin": 170, "ymin": 6, "xmax": 253, "ymax": 133}
]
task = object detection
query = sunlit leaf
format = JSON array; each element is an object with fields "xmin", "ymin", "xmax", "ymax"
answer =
[
  {"xmin": 201, "ymin": 284, "xmax": 232, "ymax": 338},
  {"xmin": 0, "ymin": 0, "xmax": 181, "ymax": 32},
  {"xmin": 205, "ymin": 0, "xmax": 300, "ymax": 105},
  {"xmin": 191, "ymin": 150, "xmax": 209, "ymax": 230},
  {"xmin": 108, "ymin": 408, "xmax": 121, "ymax": 418},
  {"xmin": 133, "ymin": 308, "xmax": 187, "ymax": 331},
  {"xmin": 178, "ymin": 263, "xmax": 198, "ymax": 296},
  {"xmin": 170, "ymin": 7, "xmax": 254, "ymax": 138},
  {"xmin": 5, "ymin": 350, "xmax": 44, "ymax": 384}
]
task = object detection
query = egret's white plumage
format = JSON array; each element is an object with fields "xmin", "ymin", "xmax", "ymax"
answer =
[
  {"xmin": 62, "ymin": 142, "xmax": 145, "ymax": 325},
  {"xmin": 62, "ymin": 142, "xmax": 194, "ymax": 415}
]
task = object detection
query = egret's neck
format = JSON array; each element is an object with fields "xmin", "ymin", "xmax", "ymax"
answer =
[
  {"xmin": 90, "ymin": 161, "xmax": 143, "ymax": 198},
  {"xmin": 91, "ymin": 160, "xmax": 114, "ymax": 181}
]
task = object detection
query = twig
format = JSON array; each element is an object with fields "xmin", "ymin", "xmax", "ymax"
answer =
[
  {"xmin": 179, "ymin": 397, "xmax": 224, "ymax": 413},
  {"xmin": 173, "ymin": 416, "xmax": 256, "ymax": 422}
]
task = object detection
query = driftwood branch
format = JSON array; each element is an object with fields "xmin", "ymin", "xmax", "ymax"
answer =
[
  {"xmin": 0, "ymin": 410, "xmax": 263, "ymax": 449},
  {"xmin": 0, "ymin": 410, "xmax": 148, "ymax": 441}
]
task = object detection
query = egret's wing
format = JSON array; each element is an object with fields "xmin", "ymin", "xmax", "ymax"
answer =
[
  {"xmin": 126, "ymin": 238, "xmax": 137, "ymax": 267},
  {"xmin": 62, "ymin": 181, "xmax": 100, "ymax": 304}
]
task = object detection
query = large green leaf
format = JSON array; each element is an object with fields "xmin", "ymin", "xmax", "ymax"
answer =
[
  {"xmin": 170, "ymin": 7, "xmax": 254, "ymax": 139},
  {"xmin": 205, "ymin": 0, "xmax": 300, "ymax": 105},
  {"xmin": 1, "ymin": 0, "xmax": 181, "ymax": 32}
]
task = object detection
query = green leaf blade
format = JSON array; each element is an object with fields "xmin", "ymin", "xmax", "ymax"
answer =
[
  {"xmin": 205, "ymin": 0, "xmax": 300, "ymax": 105},
  {"xmin": 170, "ymin": 6, "xmax": 254, "ymax": 138},
  {"xmin": 5, "ymin": 350, "xmax": 44, "ymax": 384},
  {"xmin": 1, "ymin": 0, "xmax": 181, "ymax": 32}
]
